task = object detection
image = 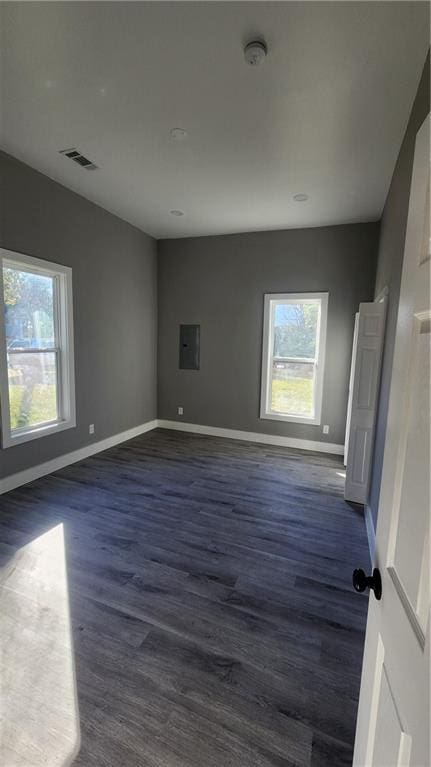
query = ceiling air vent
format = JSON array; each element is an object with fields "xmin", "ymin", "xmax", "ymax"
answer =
[{"xmin": 59, "ymin": 147, "xmax": 98, "ymax": 170}]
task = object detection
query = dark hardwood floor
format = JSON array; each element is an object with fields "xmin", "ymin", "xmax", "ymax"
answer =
[{"xmin": 0, "ymin": 429, "xmax": 370, "ymax": 767}]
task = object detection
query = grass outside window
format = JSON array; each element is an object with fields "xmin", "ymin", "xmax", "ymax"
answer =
[
  {"xmin": 271, "ymin": 377, "xmax": 313, "ymax": 417},
  {"xmin": 9, "ymin": 383, "xmax": 57, "ymax": 430}
]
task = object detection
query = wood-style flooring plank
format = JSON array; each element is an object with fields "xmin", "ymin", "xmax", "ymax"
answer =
[{"xmin": 0, "ymin": 429, "xmax": 369, "ymax": 767}]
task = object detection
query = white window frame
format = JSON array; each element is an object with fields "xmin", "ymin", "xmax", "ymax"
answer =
[
  {"xmin": 260, "ymin": 292, "xmax": 328, "ymax": 425},
  {"xmin": 0, "ymin": 248, "xmax": 76, "ymax": 448}
]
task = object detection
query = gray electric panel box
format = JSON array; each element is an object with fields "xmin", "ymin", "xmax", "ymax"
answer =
[{"xmin": 179, "ymin": 324, "xmax": 200, "ymax": 370}]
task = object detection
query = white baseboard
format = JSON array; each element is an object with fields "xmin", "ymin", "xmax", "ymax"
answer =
[
  {"xmin": 365, "ymin": 503, "xmax": 376, "ymax": 564},
  {"xmin": 1, "ymin": 417, "xmax": 344, "ymax": 495},
  {"xmin": 0, "ymin": 419, "xmax": 158, "ymax": 495},
  {"xmin": 157, "ymin": 419, "xmax": 344, "ymax": 455}
]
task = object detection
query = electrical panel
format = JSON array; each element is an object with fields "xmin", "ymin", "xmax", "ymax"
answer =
[{"xmin": 179, "ymin": 324, "xmax": 200, "ymax": 370}]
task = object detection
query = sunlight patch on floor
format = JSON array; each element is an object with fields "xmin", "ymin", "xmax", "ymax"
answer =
[{"xmin": 0, "ymin": 523, "xmax": 80, "ymax": 766}]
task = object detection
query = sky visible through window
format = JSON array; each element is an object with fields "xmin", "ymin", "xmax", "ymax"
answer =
[
  {"xmin": 273, "ymin": 301, "xmax": 319, "ymax": 360},
  {"xmin": 4, "ymin": 267, "xmax": 55, "ymax": 348},
  {"xmin": 4, "ymin": 265, "xmax": 58, "ymax": 430}
]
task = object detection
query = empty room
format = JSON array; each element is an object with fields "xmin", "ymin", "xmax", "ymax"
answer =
[{"xmin": 0, "ymin": 2, "xmax": 429, "ymax": 766}]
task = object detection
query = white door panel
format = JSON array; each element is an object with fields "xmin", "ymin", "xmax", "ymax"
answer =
[
  {"xmin": 345, "ymin": 302, "xmax": 386, "ymax": 504},
  {"xmin": 345, "ymin": 312, "xmax": 360, "ymax": 465},
  {"xmin": 390, "ymin": 317, "xmax": 430, "ymax": 628},
  {"xmin": 371, "ymin": 654, "xmax": 411, "ymax": 767},
  {"xmin": 353, "ymin": 115, "xmax": 430, "ymax": 767}
]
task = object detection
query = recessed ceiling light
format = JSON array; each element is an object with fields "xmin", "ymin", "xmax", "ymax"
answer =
[
  {"xmin": 293, "ymin": 194, "xmax": 309, "ymax": 202},
  {"xmin": 170, "ymin": 209, "xmax": 184, "ymax": 217},
  {"xmin": 170, "ymin": 128, "xmax": 188, "ymax": 140}
]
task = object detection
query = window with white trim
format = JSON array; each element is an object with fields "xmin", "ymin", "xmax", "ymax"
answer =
[
  {"xmin": 260, "ymin": 292, "xmax": 328, "ymax": 425},
  {"xmin": 0, "ymin": 249, "xmax": 76, "ymax": 448}
]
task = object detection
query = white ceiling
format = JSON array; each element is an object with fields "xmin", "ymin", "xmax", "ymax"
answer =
[{"xmin": 0, "ymin": 2, "xmax": 428, "ymax": 239}]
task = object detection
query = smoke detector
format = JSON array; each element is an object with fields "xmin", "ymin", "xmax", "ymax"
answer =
[{"xmin": 244, "ymin": 40, "xmax": 267, "ymax": 66}]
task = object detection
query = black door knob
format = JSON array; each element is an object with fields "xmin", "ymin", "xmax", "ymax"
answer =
[{"xmin": 352, "ymin": 567, "xmax": 382, "ymax": 600}]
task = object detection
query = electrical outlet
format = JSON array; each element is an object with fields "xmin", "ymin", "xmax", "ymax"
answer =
[
  {"xmin": 323, "ymin": 425, "xmax": 329, "ymax": 434},
  {"xmin": 178, "ymin": 407, "xmax": 184, "ymax": 416},
  {"xmin": 89, "ymin": 424, "xmax": 95, "ymax": 435}
]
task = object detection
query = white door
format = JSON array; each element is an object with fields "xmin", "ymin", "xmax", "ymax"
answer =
[
  {"xmin": 345, "ymin": 312, "xmax": 360, "ymax": 465},
  {"xmin": 345, "ymin": 301, "xmax": 387, "ymax": 504},
  {"xmin": 353, "ymin": 115, "xmax": 430, "ymax": 766}
]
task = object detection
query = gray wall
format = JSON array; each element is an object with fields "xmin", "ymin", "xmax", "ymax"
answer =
[
  {"xmin": 0, "ymin": 151, "xmax": 157, "ymax": 480},
  {"xmin": 4, "ymin": 43, "xmax": 425, "ymax": 485},
  {"xmin": 368, "ymin": 52, "xmax": 430, "ymax": 527},
  {"xmin": 158, "ymin": 224, "xmax": 379, "ymax": 447}
]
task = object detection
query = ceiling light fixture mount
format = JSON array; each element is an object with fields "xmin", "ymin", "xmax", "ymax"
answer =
[
  {"xmin": 244, "ymin": 39, "xmax": 267, "ymax": 66},
  {"xmin": 170, "ymin": 128, "xmax": 188, "ymax": 140},
  {"xmin": 170, "ymin": 209, "xmax": 184, "ymax": 217},
  {"xmin": 293, "ymin": 193, "xmax": 309, "ymax": 202}
]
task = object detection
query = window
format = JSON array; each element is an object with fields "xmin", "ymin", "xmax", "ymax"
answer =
[
  {"xmin": 0, "ymin": 249, "xmax": 75, "ymax": 448},
  {"xmin": 260, "ymin": 292, "xmax": 328, "ymax": 425}
]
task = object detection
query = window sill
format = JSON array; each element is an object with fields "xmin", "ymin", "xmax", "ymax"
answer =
[
  {"xmin": 2, "ymin": 417, "xmax": 76, "ymax": 449},
  {"xmin": 260, "ymin": 410, "xmax": 321, "ymax": 426}
]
